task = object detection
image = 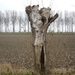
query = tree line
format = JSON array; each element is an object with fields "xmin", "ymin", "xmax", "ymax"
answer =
[
  {"xmin": 49, "ymin": 10, "xmax": 75, "ymax": 33},
  {"xmin": 0, "ymin": 10, "xmax": 29, "ymax": 32},
  {"xmin": 0, "ymin": 10, "xmax": 75, "ymax": 33}
]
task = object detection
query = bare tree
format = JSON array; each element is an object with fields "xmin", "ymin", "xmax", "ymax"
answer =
[
  {"xmin": 73, "ymin": 11, "xmax": 75, "ymax": 32},
  {"xmin": 26, "ymin": 5, "xmax": 58, "ymax": 74},
  {"xmin": 56, "ymin": 11, "xmax": 61, "ymax": 32},
  {"xmin": 26, "ymin": 14, "xmax": 30, "ymax": 32},
  {"xmin": 69, "ymin": 12, "xmax": 73, "ymax": 32},
  {"xmin": 65, "ymin": 11, "xmax": 69, "ymax": 32},
  {"xmin": 59, "ymin": 11, "xmax": 64, "ymax": 32},
  {"xmin": 4, "ymin": 11, "xmax": 10, "ymax": 32},
  {"xmin": 23, "ymin": 14, "xmax": 27, "ymax": 32},
  {"xmin": 65, "ymin": 11, "xmax": 73, "ymax": 32},
  {"xmin": 24, "ymin": 0, "xmax": 58, "ymax": 74},
  {"xmin": 0, "ymin": 11, "xmax": 4, "ymax": 32},
  {"xmin": 11, "ymin": 10, "xmax": 17, "ymax": 32},
  {"xmin": 18, "ymin": 12, "xmax": 23, "ymax": 32}
]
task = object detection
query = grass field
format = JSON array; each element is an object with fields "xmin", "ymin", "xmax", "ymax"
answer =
[
  {"xmin": 0, "ymin": 33, "xmax": 75, "ymax": 75},
  {"xmin": 0, "ymin": 63, "xmax": 75, "ymax": 75}
]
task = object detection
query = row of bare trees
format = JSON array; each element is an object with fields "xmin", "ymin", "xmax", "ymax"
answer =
[
  {"xmin": 0, "ymin": 10, "xmax": 29, "ymax": 32},
  {"xmin": 49, "ymin": 10, "xmax": 75, "ymax": 33},
  {"xmin": 0, "ymin": 10, "xmax": 75, "ymax": 32}
]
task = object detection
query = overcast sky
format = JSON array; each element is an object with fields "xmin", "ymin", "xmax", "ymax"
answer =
[{"xmin": 0, "ymin": 0, "xmax": 75, "ymax": 12}]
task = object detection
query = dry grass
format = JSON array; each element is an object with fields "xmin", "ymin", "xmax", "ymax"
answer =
[
  {"xmin": 0, "ymin": 63, "xmax": 35, "ymax": 75},
  {"xmin": 50, "ymin": 68, "xmax": 75, "ymax": 75},
  {"xmin": 0, "ymin": 63, "xmax": 75, "ymax": 75}
]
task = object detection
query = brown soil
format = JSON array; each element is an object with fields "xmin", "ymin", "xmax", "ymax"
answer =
[{"xmin": 0, "ymin": 33, "xmax": 75, "ymax": 69}]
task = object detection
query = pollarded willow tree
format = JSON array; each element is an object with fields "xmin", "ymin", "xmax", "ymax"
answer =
[{"xmin": 25, "ymin": 5, "xmax": 58, "ymax": 75}]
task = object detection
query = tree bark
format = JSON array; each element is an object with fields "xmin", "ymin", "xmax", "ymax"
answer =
[{"xmin": 25, "ymin": 5, "xmax": 58, "ymax": 75}]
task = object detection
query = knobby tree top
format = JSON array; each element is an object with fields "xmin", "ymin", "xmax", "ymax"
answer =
[
  {"xmin": 25, "ymin": 5, "xmax": 58, "ymax": 46},
  {"xmin": 25, "ymin": 5, "xmax": 58, "ymax": 29}
]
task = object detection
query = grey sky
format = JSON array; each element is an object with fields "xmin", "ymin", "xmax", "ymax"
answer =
[
  {"xmin": 0, "ymin": 0, "xmax": 24, "ymax": 12},
  {"xmin": 0, "ymin": 0, "xmax": 75, "ymax": 12}
]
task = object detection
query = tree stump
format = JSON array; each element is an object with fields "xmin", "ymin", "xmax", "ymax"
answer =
[{"xmin": 25, "ymin": 5, "xmax": 58, "ymax": 75}]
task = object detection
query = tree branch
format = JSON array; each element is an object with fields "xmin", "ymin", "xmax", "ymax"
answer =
[
  {"xmin": 49, "ymin": 13, "xmax": 58, "ymax": 23},
  {"xmin": 45, "ymin": 13, "xmax": 58, "ymax": 31}
]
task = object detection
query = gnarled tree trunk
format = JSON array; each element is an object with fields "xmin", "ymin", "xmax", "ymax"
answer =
[{"xmin": 25, "ymin": 5, "xmax": 58, "ymax": 75}]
